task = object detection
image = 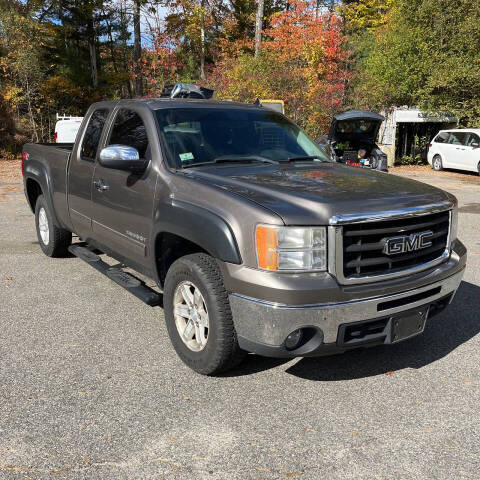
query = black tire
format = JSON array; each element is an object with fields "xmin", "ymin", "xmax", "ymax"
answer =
[
  {"xmin": 477, "ymin": 162, "xmax": 480, "ymax": 176},
  {"xmin": 35, "ymin": 194, "xmax": 72, "ymax": 257},
  {"xmin": 432, "ymin": 155, "xmax": 443, "ymax": 171},
  {"xmin": 163, "ymin": 253, "xmax": 246, "ymax": 375}
]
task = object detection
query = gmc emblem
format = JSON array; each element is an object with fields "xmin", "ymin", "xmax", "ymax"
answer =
[{"xmin": 383, "ymin": 231, "xmax": 433, "ymax": 255}]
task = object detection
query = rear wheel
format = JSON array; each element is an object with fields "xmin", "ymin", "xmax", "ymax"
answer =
[
  {"xmin": 432, "ymin": 155, "xmax": 443, "ymax": 171},
  {"xmin": 35, "ymin": 195, "xmax": 72, "ymax": 257},
  {"xmin": 477, "ymin": 162, "xmax": 480, "ymax": 176},
  {"xmin": 163, "ymin": 253, "xmax": 246, "ymax": 375}
]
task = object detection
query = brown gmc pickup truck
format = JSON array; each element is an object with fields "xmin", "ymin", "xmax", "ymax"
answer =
[{"xmin": 23, "ymin": 98, "xmax": 467, "ymax": 375}]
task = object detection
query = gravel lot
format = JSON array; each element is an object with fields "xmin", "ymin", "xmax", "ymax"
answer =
[{"xmin": 1, "ymin": 162, "xmax": 479, "ymax": 480}]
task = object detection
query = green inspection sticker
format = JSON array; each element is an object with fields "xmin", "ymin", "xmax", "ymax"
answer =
[{"xmin": 179, "ymin": 152, "xmax": 194, "ymax": 161}]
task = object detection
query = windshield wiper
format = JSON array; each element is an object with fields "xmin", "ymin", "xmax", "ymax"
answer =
[
  {"xmin": 282, "ymin": 155, "xmax": 326, "ymax": 162},
  {"xmin": 181, "ymin": 155, "xmax": 278, "ymax": 168}
]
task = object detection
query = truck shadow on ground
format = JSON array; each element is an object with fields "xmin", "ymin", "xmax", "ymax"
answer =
[{"xmin": 230, "ymin": 281, "xmax": 479, "ymax": 380}]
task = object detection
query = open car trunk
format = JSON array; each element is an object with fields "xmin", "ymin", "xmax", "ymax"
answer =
[{"xmin": 324, "ymin": 110, "xmax": 388, "ymax": 172}]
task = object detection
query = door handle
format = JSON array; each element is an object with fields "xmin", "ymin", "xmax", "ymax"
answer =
[{"xmin": 93, "ymin": 179, "xmax": 110, "ymax": 192}]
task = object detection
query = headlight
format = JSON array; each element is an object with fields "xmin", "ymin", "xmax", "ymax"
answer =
[{"xmin": 256, "ymin": 225, "xmax": 327, "ymax": 271}]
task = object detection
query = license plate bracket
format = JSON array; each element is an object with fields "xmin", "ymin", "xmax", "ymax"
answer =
[{"xmin": 391, "ymin": 306, "xmax": 429, "ymax": 343}]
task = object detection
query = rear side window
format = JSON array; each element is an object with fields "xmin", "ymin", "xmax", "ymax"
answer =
[
  {"xmin": 434, "ymin": 132, "xmax": 449, "ymax": 143},
  {"xmin": 80, "ymin": 109, "xmax": 109, "ymax": 160},
  {"xmin": 108, "ymin": 109, "xmax": 149, "ymax": 158},
  {"xmin": 466, "ymin": 133, "xmax": 480, "ymax": 146},
  {"xmin": 447, "ymin": 132, "xmax": 468, "ymax": 145}
]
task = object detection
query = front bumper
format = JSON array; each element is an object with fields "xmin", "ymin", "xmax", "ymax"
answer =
[{"xmin": 229, "ymin": 264, "xmax": 465, "ymax": 358}]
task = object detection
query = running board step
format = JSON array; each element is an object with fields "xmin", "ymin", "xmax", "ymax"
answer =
[{"xmin": 68, "ymin": 244, "xmax": 162, "ymax": 307}]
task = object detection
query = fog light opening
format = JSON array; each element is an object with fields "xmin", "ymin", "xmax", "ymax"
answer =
[{"xmin": 285, "ymin": 329, "xmax": 304, "ymax": 351}]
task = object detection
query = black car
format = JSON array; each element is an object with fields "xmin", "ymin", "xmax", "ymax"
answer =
[{"xmin": 317, "ymin": 110, "xmax": 388, "ymax": 172}]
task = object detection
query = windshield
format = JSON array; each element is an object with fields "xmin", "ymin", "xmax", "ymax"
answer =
[{"xmin": 155, "ymin": 107, "xmax": 329, "ymax": 168}]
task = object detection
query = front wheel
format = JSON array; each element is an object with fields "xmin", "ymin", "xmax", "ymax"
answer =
[
  {"xmin": 35, "ymin": 195, "xmax": 72, "ymax": 257},
  {"xmin": 163, "ymin": 253, "xmax": 246, "ymax": 375},
  {"xmin": 432, "ymin": 155, "xmax": 443, "ymax": 171}
]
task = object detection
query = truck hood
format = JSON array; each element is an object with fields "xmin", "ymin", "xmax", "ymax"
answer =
[{"xmin": 184, "ymin": 162, "xmax": 453, "ymax": 225}]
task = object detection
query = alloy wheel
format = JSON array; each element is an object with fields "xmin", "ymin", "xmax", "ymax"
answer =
[
  {"xmin": 38, "ymin": 207, "xmax": 50, "ymax": 245},
  {"xmin": 173, "ymin": 281, "xmax": 209, "ymax": 352}
]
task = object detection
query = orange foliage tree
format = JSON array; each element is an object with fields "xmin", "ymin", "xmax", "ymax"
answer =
[
  {"xmin": 209, "ymin": 0, "xmax": 348, "ymax": 136},
  {"xmin": 138, "ymin": 31, "xmax": 183, "ymax": 97}
]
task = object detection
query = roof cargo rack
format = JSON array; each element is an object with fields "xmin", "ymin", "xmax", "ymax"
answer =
[
  {"xmin": 160, "ymin": 83, "xmax": 214, "ymax": 100},
  {"xmin": 56, "ymin": 113, "xmax": 83, "ymax": 121}
]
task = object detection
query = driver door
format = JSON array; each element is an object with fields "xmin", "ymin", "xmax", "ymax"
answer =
[{"xmin": 91, "ymin": 107, "xmax": 157, "ymax": 270}]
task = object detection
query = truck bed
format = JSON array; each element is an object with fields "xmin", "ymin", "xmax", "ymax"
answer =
[
  {"xmin": 23, "ymin": 142, "xmax": 74, "ymax": 229},
  {"xmin": 31, "ymin": 142, "xmax": 74, "ymax": 150}
]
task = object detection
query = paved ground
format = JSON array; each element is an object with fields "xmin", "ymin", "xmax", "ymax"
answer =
[{"xmin": 1, "ymin": 162, "xmax": 479, "ymax": 479}]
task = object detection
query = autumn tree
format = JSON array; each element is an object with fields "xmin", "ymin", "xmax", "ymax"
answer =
[
  {"xmin": 0, "ymin": 1, "xmax": 47, "ymax": 145},
  {"xmin": 210, "ymin": 0, "xmax": 347, "ymax": 136},
  {"xmin": 139, "ymin": 31, "xmax": 182, "ymax": 95}
]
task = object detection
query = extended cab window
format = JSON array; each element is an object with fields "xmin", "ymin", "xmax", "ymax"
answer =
[
  {"xmin": 108, "ymin": 109, "xmax": 149, "ymax": 158},
  {"xmin": 81, "ymin": 109, "xmax": 109, "ymax": 160}
]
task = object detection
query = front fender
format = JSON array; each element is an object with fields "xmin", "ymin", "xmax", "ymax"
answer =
[{"xmin": 152, "ymin": 199, "xmax": 242, "ymax": 264}]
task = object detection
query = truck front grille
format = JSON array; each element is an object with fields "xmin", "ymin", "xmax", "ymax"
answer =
[{"xmin": 342, "ymin": 211, "xmax": 450, "ymax": 280}]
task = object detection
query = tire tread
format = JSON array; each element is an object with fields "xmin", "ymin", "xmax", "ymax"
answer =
[
  {"xmin": 35, "ymin": 195, "xmax": 72, "ymax": 257},
  {"xmin": 164, "ymin": 253, "xmax": 245, "ymax": 375}
]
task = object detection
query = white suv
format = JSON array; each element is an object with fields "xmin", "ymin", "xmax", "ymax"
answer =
[{"xmin": 427, "ymin": 129, "xmax": 480, "ymax": 174}]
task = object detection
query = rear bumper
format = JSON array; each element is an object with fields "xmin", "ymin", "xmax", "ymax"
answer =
[
  {"xmin": 229, "ymin": 264, "xmax": 465, "ymax": 358},
  {"xmin": 427, "ymin": 150, "xmax": 434, "ymax": 165}
]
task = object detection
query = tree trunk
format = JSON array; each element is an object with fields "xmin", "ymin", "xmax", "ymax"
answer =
[
  {"xmin": 86, "ymin": 7, "xmax": 98, "ymax": 89},
  {"xmin": 25, "ymin": 78, "xmax": 38, "ymax": 142},
  {"xmin": 119, "ymin": 0, "xmax": 133, "ymax": 98},
  {"xmin": 254, "ymin": 0, "xmax": 265, "ymax": 57},
  {"xmin": 88, "ymin": 40, "xmax": 98, "ymax": 88},
  {"xmin": 133, "ymin": 0, "xmax": 143, "ymax": 96},
  {"xmin": 200, "ymin": 0, "xmax": 205, "ymax": 80},
  {"xmin": 103, "ymin": 9, "xmax": 119, "ymax": 74}
]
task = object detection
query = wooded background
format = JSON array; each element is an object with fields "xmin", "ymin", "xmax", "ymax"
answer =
[{"xmin": 1, "ymin": 0, "xmax": 479, "ymax": 155}]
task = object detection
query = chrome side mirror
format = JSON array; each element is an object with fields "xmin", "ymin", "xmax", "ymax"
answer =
[
  {"xmin": 99, "ymin": 145, "xmax": 148, "ymax": 172},
  {"xmin": 471, "ymin": 142, "xmax": 479, "ymax": 148}
]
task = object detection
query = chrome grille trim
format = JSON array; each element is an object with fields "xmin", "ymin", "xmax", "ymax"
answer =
[
  {"xmin": 329, "ymin": 201, "xmax": 454, "ymax": 225},
  {"xmin": 329, "ymin": 209, "xmax": 452, "ymax": 285}
]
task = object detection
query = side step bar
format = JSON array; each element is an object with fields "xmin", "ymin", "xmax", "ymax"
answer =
[{"xmin": 68, "ymin": 244, "xmax": 162, "ymax": 307}]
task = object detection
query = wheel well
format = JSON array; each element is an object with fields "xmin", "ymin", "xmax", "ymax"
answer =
[
  {"xmin": 26, "ymin": 179, "xmax": 43, "ymax": 212},
  {"xmin": 155, "ymin": 232, "xmax": 208, "ymax": 287}
]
